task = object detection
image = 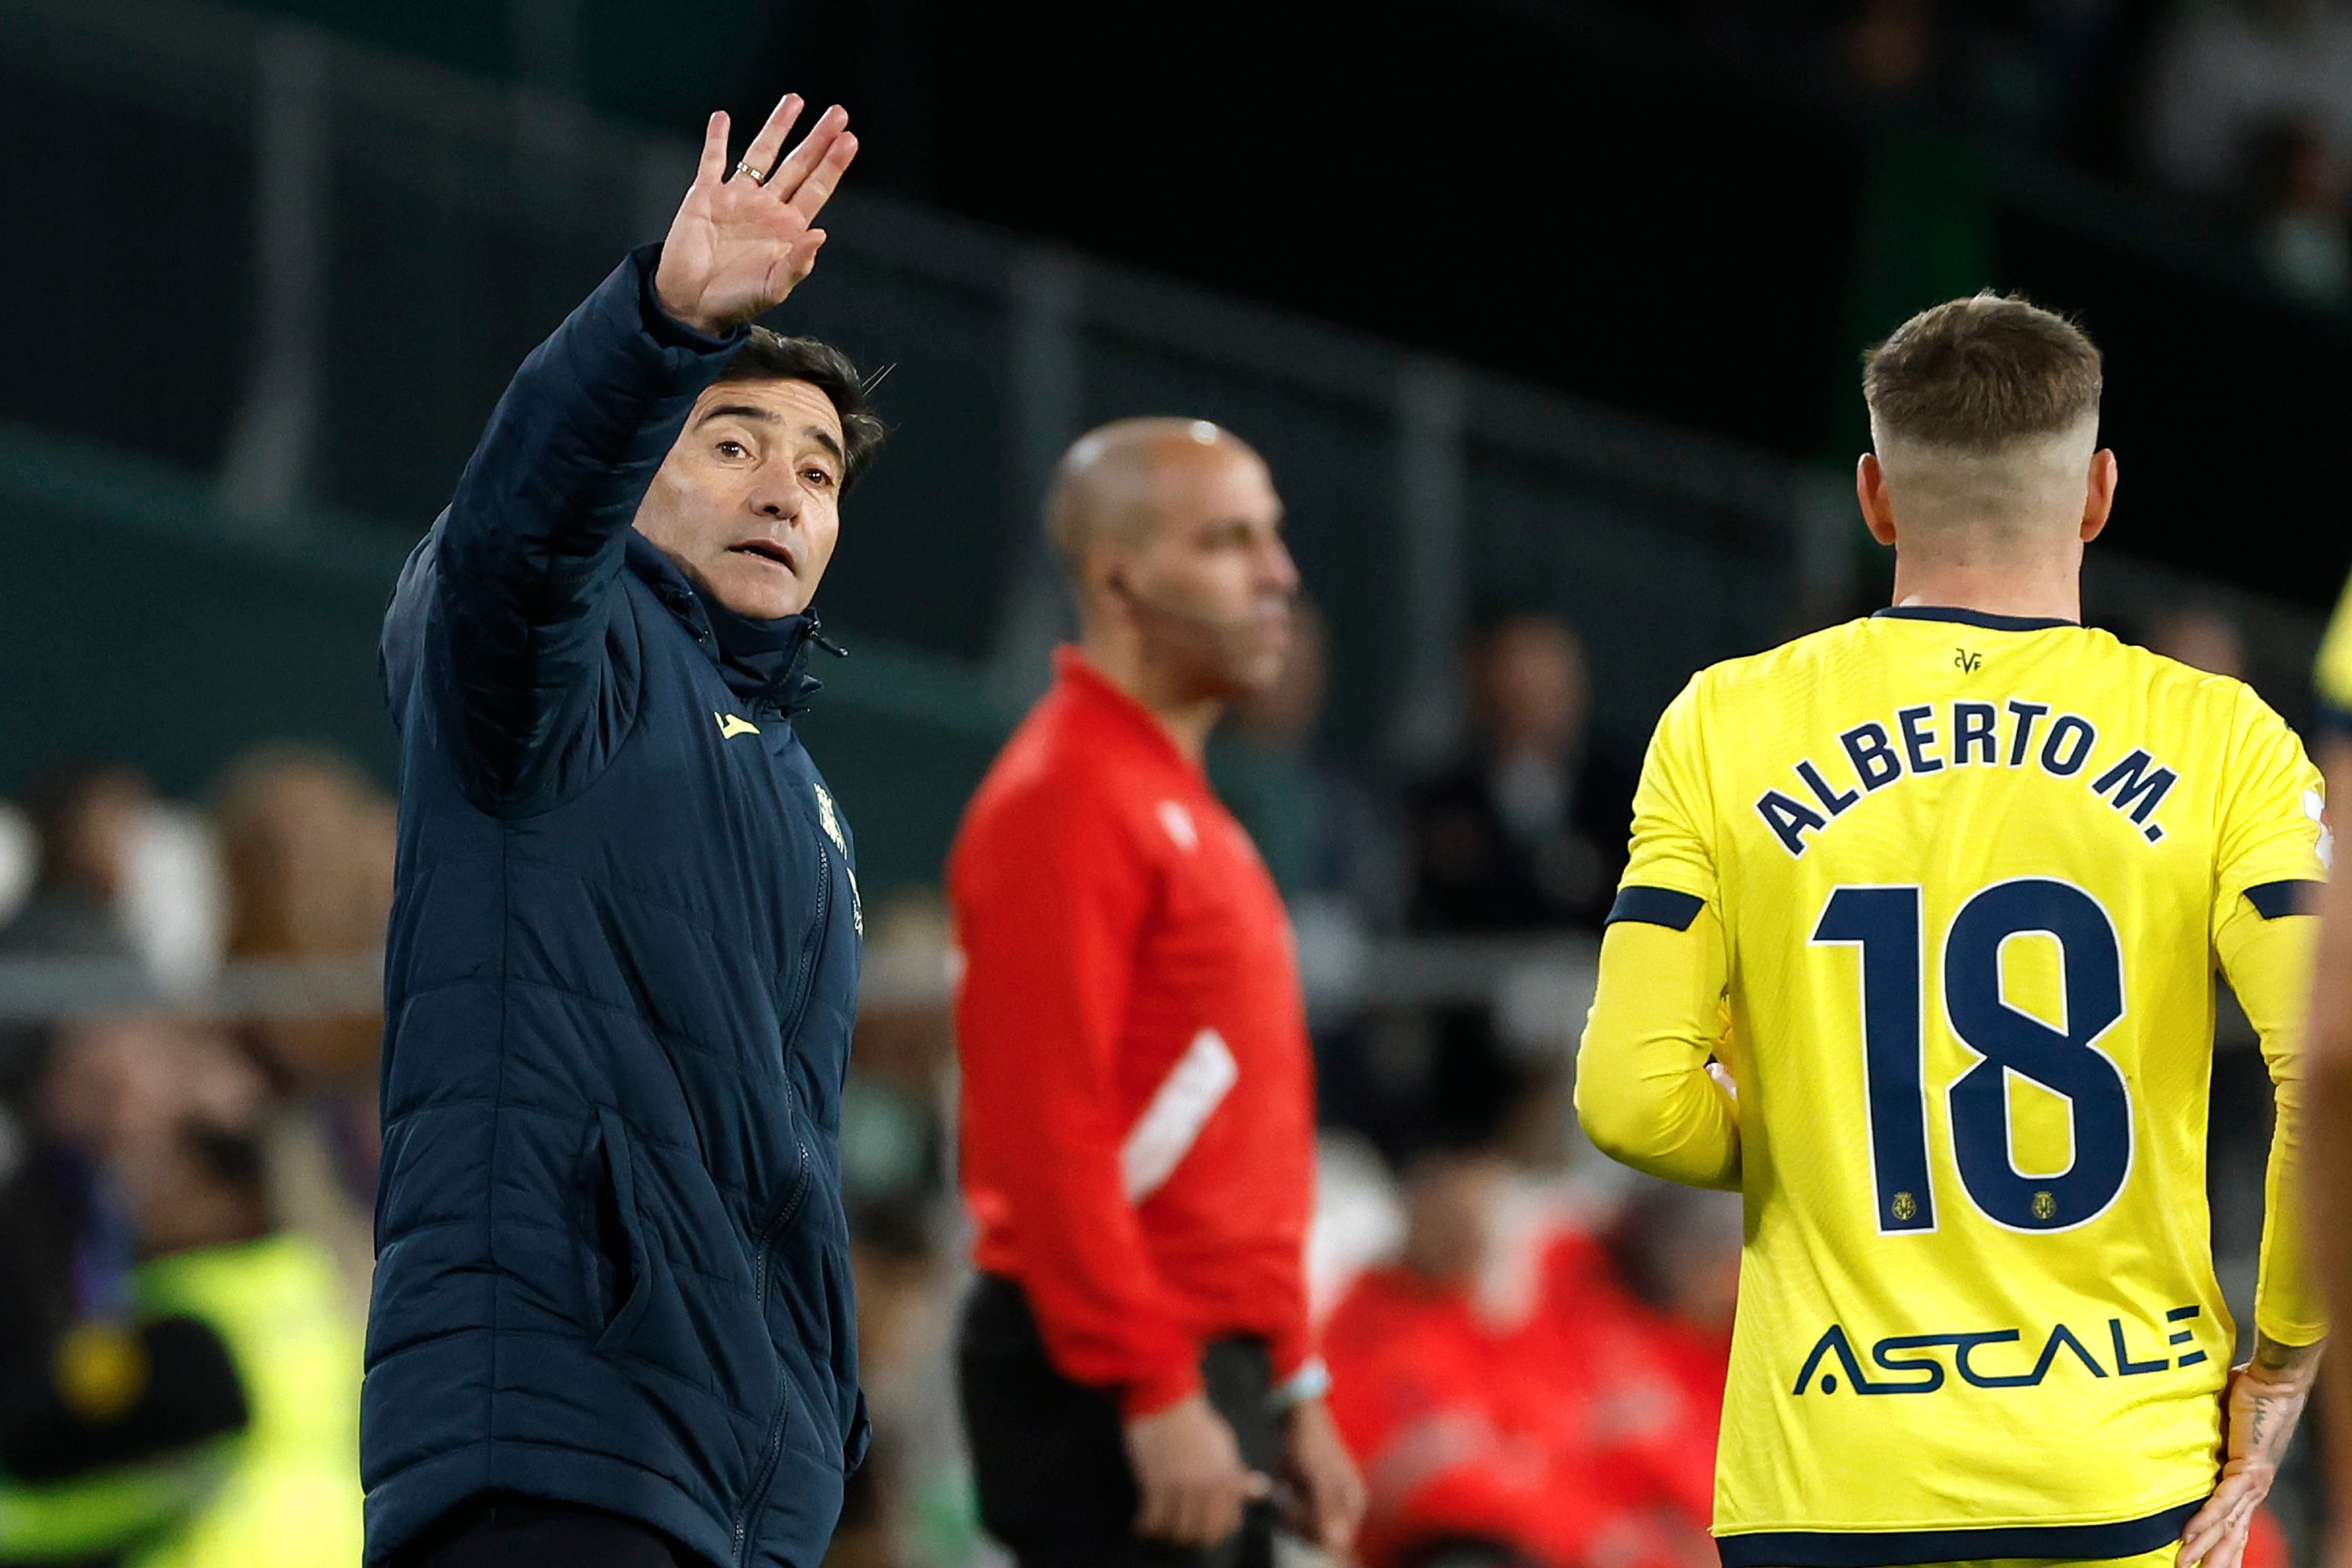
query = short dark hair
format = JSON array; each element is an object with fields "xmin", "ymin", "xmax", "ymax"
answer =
[
  {"xmin": 1863, "ymin": 293, "xmax": 2102, "ymax": 452},
  {"xmin": 714, "ymin": 328, "xmax": 887, "ymax": 489}
]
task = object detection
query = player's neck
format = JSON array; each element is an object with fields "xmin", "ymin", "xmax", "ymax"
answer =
[
  {"xmin": 1076, "ymin": 631, "xmax": 1225, "ymax": 761},
  {"xmin": 1887, "ymin": 555, "xmax": 2082, "ymax": 625}
]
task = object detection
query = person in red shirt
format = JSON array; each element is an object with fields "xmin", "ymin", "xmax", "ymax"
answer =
[
  {"xmin": 950, "ymin": 417, "xmax": 1365, "ymax": 1566},
  {"xmin": 1324, "ymin": 1160, "xmax": 1732, "ymax": 1568}
]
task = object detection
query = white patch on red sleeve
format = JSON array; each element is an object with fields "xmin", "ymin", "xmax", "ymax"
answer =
[{"xmin": 1156, "ymin": 800, "xmax": 1199, "ymax": 852}]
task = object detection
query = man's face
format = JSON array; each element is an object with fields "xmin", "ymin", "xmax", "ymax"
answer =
[
  {"xmin": 633, "ymin": 378, "xmax": 848, "ymax": 620},
  {"xmin": 1114, "ymin": 445, "xmax": 1298, "ymax": 698},
  {"xmin": 1479, "ymin": 618, "xmax": 1588, "ymax": 760}
]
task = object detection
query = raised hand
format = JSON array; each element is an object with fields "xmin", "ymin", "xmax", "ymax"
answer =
[{"xmin": 655, "ymin": 93, "xmax": 859, "ymax": 338}]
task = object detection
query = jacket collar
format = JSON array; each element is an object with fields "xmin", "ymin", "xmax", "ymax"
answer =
[{"xmin": 626, "ymin": 533, "xmax": 834, "ymax": 715}]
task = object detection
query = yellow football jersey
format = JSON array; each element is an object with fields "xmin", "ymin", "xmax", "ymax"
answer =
[{"xmin": 1581, "ymin": 607, "xmax": 2328, "ymax": 1563}]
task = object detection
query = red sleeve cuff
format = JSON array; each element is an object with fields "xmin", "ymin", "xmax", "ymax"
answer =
[{"xmin": 1119, "ymin": 1359, "xmax": 1204, "ymax": 1421}]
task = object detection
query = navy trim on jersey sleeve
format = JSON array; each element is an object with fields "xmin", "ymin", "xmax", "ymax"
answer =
[
  {"xmin": 1606, "ymin": 886, "xmax": 1705, "ymax": 931},
  {"xmin": 2245, "ymin": 880, "xmax": 2324, "ymax": 920},
  {"xmin": 1715, "ymin": 1501, "xmax": 2198, "ymax": 1568},
  {"xmin": 1872, "ymin": 605, "xmax": 2079, "ymax": 633}
]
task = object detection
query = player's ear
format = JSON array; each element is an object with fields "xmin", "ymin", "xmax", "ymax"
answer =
[
  {"xmin": 2080, "ymin": 448, "xmax": 2118, "ymax": 543},
  {"xmin": 1857, "ymin": 453, "xmax": 1898, "ymax": 546}
]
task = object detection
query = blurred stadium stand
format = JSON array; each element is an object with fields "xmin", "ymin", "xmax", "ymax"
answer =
[{"xmin": 0, "ymin": 0, "xmax": 2332, "ymax": 891}]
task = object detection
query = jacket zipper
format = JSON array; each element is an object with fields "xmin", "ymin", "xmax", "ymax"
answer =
[{"xmin": 730, "ymin": 835, "xmax": 832, "ymax": 1566}]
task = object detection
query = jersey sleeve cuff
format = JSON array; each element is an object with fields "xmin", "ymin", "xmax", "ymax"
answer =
[
  {"xmin": 1120, "ymin": 1360, "xmax": 1204, "ymax": 1421},
  {"xmin": 2253, "ymin": 1308, "xmax": 2328, "ymax": 1348}
]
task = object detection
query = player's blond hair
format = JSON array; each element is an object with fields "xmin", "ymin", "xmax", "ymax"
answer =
[{"xmin": 1864, "ymin": 293, "xmax": 2102, "ymax": 452}]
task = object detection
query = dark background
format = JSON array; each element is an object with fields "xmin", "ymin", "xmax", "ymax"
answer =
[
  {"xmin": 773, "ymin": 0, "xmax": 2352, "ymax": 609},
  {"xmin": 207, "ymin": 0, "xmax": 2350, "ymax": 609}
]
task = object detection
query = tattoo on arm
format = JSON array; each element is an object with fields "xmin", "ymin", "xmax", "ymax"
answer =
[{"xmin": 2241, "ymin": 1334, "xmax": 2325, "ymax": 1464}]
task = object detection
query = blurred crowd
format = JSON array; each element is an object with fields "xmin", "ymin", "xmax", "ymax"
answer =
[
  {"xmin": 0, "ymin": 591, "xmax": 2314, "ymax": 1567},
  {"xmin": 1599, "ymin": 0, "xmax": 2352, "ymax": 312},
  {"xmin": 0, "ymin": 748, "xmax": 390, "ymax": 1566}
]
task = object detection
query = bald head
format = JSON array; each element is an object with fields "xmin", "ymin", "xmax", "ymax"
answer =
[
  {"xmin": 1044, "ymin": 416, "xmax": 1298, "ymax": 704},
  {"xmin": 1045, "ymin": 417, "xmax": 1269, "ymax": 564}
]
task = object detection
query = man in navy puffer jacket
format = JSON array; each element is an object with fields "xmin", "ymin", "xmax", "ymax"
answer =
[{"xmin": 366, "ymin": 94, "xmax": 877, "ymax": 1568}]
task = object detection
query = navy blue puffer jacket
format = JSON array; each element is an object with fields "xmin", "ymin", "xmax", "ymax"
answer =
[{"xmin": 365, "ymin": 247, "xmax": 866, "ymax": 1568}]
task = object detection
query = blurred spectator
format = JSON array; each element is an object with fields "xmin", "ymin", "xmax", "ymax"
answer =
[
  {"xmin": 2251, "ymin": 118, "xmax": 2352, "ymax": 309},
  {"xmin": 832, "ymin": 890, "xmax": 1002, "ymax": 1568},
  {"xmin": 836, "ymin": 893, "xmax": 960, "ymax": 1565},
  {"xmin": 0, "ymin": 760, "xmax": 157, "ymax": 1118},
  {"xmin": 0, "ymin": 759, "xmax": 149, "ymax": 964},
  {"xmin": 1218, "ymin": 597, "xmax": 1399, "ymax": 922},
  {"xmin": 212, "ymin": 746, "xmax": 395, "ymax": 1308},
  {"xmin": 213, "ymin": 745, "xmax": 394, "ymax": 1089},
  {"xmin": 1392, "ymin": 615, "xmax": 1632, "ymax": 1167},
  {"xmin": 1217, "ymin": 600, "xmax": 1424, "ymax": 1158},
  {"xmin": 1323, "ymin": 1160, "xmax": 1733, "ymax": 1568},
  {"xmin": 0, "ymin": 1014, "xmax": 362, "ymax": 1565},
  {"xmin": 1408, "ymin": 615, "xmax": 1635, "ymax": 935},
  {"xmin": 2144, "ymin": 0, "xmax": 2352, "ymax": 202},
  {"xmin": 2148, "ymin": 603, "xmax": 2251, "ymax": 679}
]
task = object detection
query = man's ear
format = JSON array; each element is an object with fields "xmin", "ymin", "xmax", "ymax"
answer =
[
  {"xmin": 1075, "ymin": 540, "xmax": 1127, "ymax": 623},
  {"xmin": 1857, "ymin": 453, "xmax": 1899, "ymax": 546},
  {"xmin": 2081, "ymin": 448, "xmax": 2118, "ymax": 543}
]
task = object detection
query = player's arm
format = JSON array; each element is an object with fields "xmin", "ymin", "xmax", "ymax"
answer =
[
  {"xmin": 2190, "ymin": 887, "xmax": 2326, "ymax": 1568},
  {"xmin": 2217, "ymin": 880, "xmax": 2328, "ymax": 1353},
  {"xmin": 2182, "ymin": 691, "xmax": 2334, "ymax": 1568},
  {"xmin": 425, "ymin": 97, "xmax": 855, "ymax": 799},
  {"xmin": 1577, "ymin": 897, "xmax": 1739, "ymax": 1189},
  {"xmin": 1575, "ymin": 681, "xmax": 1740, "ymax": 1190},
  {"xmin": 2307, "ymin": 734, "xmax": 2352, "ymax": 1540}
]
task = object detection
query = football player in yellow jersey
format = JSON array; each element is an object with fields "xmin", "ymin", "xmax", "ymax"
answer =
[
  {"xmin": 1575, "ymin": 293, "xmax": 2327, "ymax": 1568},
  {"xmin": 2305, "ymin": 577, "xmax": 2352, "ymax": 1566}
]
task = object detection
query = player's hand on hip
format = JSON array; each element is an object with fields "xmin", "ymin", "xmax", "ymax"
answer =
[
  {"xmin": 1123, "ymin": 1392, "xmax": 1271, "ymax": 1547},
  {"xmin": 2177, "ymin": 1334, "xmax": 2323, "ymax": 1568},
  {"xmin": 1276, "ymin": 1395, "xmax": 1366, "ymax": 1553},
  {"xmin": 654, "ymin": 93, "xmax": 859, "ymax": 337}
]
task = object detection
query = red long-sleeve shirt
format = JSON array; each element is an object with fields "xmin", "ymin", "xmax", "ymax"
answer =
[{"xmin": 949, "ymin": 648, "xmax": 1317, "ymax": 1417}]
